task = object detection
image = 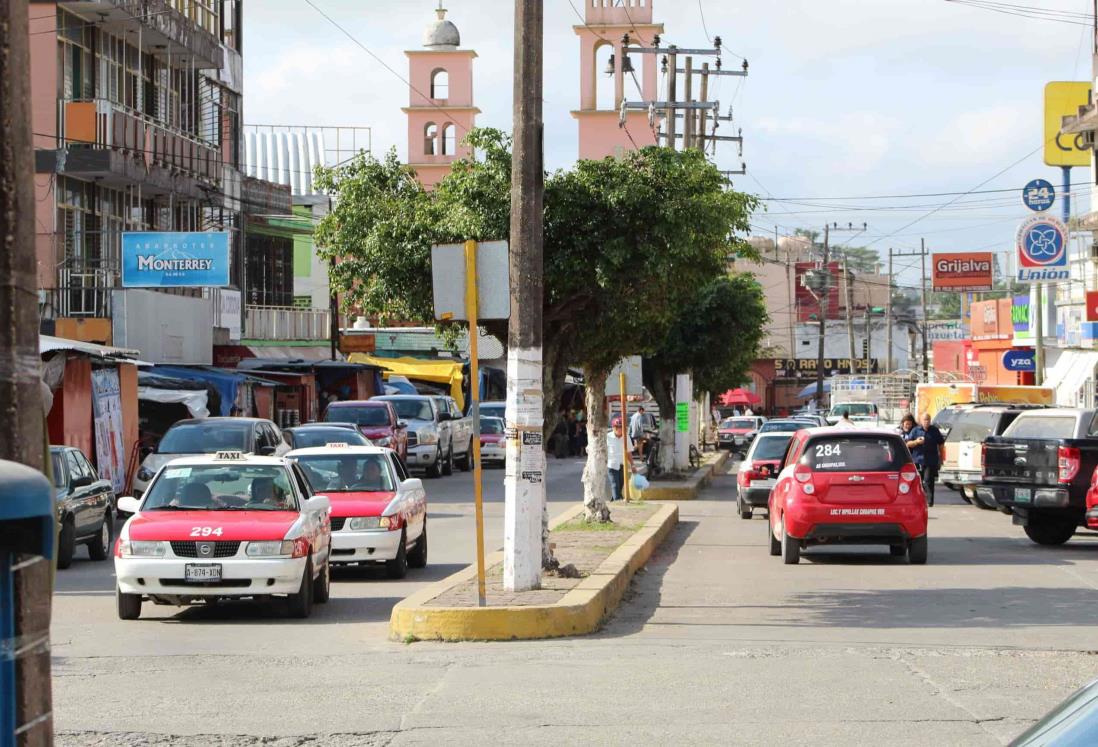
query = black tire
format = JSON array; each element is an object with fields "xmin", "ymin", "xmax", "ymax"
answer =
[
  {"xmin": 116, "ymin": 587, "xmax": 141, "ymax": 620},
  {"xmin": 457, "ymin": 440, "xmax": 473, "ymax": 471},
  {"xmin": 959, "ymin": 487, "xmax": 973, "ymax": 505},
  {"xmin": 87, "ymin": 512, "xmax": 112, "ymax": 561},
  {"xmin": 781, "ymin": 520, "xmax": 800, "ymax": 565},
  {"xmin": 971, "ymin": 491, "xmax": 998, "ymax": 511},
  {"xmin": 57, "ymin": 517, "xmax": 76, "ymax": 569},
  {"xmin": 769, "ymin": 519, "xmax": 781, "ymax": 556},
  {"xmin": 426, "ymin": 449, "xmax": 443, "ymax": 479},
  {"xmin": 738, "ymin": 497, "xmax": 753, "ymax": 520},
  {"xmin": 442, "ymin": 446, "xmax": 454, "ymax": 476},
  {"xmin": 408, "ymin": 520, "xmax": 428, "ymax": 569},
  {"xmin": 313, "ymin": 559, "xmax": 331, "ymax": 604},
  {"xmin": 1023, "ymin": 519, "xmax": 1076, "ymax": 546},
  {"xmin": 286, "ymin": 560, "xmax": 314, "ymax": 619},
  {"xmin": 889, "ymin": 544, "xmax": 906, "ymax": 557},
  {"xmin": 908, "ymin": 536, "xmax": 928, "ymax": 564},
  {"xmin": 386, "ymin": 530, "xmax": 409, "ymax": 579}
]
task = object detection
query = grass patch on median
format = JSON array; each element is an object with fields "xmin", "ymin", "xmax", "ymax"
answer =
[{"xmin": 556, "ymin": 516, "xmax": 642, "ymax": 533}]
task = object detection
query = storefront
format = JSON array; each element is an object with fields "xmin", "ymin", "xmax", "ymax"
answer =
[
  {"xmin": 749, "ymin": 358, "xmax": 881, "ymax": 414},
  {"xmin": 968, "ymin": 299, "xmax": 1033, "ymax": 386}
]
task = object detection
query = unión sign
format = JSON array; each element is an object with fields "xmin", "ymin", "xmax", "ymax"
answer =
[{"xmin": 1016, "ymin": 215, "xmax": 1069, "ymax": 284}]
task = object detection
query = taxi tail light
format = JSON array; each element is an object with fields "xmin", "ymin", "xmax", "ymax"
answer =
[
  {"xmin": 290, "ymin": 537, "xmax": 309, "ymax": 559},
  {"xmin": 1090, "ymin": 465, "xmax": 1098, "ymax": 488},
  {"xmin": 793, "ymin": 463, "xmax": 815, "ymax": 495},
  {"xmin": 1058, "ymin": 446, "xmax": 1081, "ymax": 484},
  {"xmin": 899, "ymin": 463, "xmax": 918, "ymax": 494}
]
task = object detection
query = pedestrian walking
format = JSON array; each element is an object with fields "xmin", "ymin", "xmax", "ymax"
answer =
[
  {"xmin": 607, "ymin": 417, "xmax": 630, "ymax": 502},
  {"xmin": 836, "ymin": 409, "xmax": 857, "ymax": 428},
  {"xmin": 909, "ymin": 413, "xmax": 945, "ymax": 507},
  {"xmin": 629, "ymin": 406, "xmax": 648, "ymax": 459}
]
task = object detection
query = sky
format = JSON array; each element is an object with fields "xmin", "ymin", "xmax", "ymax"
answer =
[{"xmin": 243, "ymin": 0, "xmax": 1098, "ymax": 288}]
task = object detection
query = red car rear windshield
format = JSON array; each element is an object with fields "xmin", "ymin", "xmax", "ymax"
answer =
[{"xmin": 802, "ymin": 436, "xmax": 908, "ymax": 472}]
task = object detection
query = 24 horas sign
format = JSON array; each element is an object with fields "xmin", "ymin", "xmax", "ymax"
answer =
[{"xmin": 931, "ymin": 252, "xmax": 994, "ymax": 292}]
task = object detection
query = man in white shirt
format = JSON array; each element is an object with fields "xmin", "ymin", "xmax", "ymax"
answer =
[{"xmin": 607, "ymin": 417, "xmax": 631, "ymax": 501}]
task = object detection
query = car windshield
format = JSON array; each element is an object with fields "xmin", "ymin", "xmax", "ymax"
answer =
[
  {"xmin": 481, "ymin": 404, "xmax": 505, "ymax": 419},
  {"xmin": 760, "ymin": 421, "xmax": 803, "ymax": 433},
  {"xmin": 752, "ymin": 435, "xmax": 792, "ymax": 461},
  {"xmin": 1005, "ymin": 415, "xmax": 1078, "ymax": 440},
  {"xmin": 383, "ymin": 399, "xmax": 434, "ymax": 421},
  {"xmin": 288, "ymin": 429, "xmax": 369, "ymax": 449},
  {"xmin": 326, "ymin": 406, "xmax": 389, "ymax": 427},
  {"xmin": 803, "ymin": 436, "xmax": 907, "ymax": 472},
  {"xmin": 829, "ymin": 403, "xmax": 877, "ymax": 418},
  {"xmin": 722, "ymin": 418, "xmax": 756, "ymax": 429},
  {"xmin": 158, "ymin": 422, "xmax": 251, "ymax": 454},
  {"xmin": 481, "ymin": 418, "xmax": 505, "ymax": 435},
  {"xmin": 294, "ymin": 453, "xmax": 395, "ymax": 492},
  {"xmin": 142, "ymin": 464, "xmax": 297, "ymax": 511}
]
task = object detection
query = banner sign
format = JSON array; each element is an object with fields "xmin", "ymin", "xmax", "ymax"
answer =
[
  {"xmin": 122, "ymin": 232, "xmax": 231, "ymax": 288},
  {"xmin": 1016, "ymin": 215, "xmax": 1069, "ymax": 283},
  {"xmin": 931, "ymin": 252, "xmax": 994, "ymax": 291},
  {"xmin": 91, "ymin": 368, "xmax": 126, "ymax": 493},
  {"xmin": 773, "ymin": 358, "xmax": 879, "ymax": 377},
  {"xmin": 1002, "ymin": 350, "xmax": 1036, "ymax": 372}
]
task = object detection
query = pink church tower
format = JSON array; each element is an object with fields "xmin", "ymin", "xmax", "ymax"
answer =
[
  {"xmin": 404, "ymin": 4, "xmax": 480, "ymax": 189},
  {"xmin": 572, "ymin": 0, "xmax": 664, "ymax": 160}
]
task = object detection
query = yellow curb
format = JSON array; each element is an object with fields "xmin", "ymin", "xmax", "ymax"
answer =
[
  {"xmin": 643, "ymin": 450, "xmax": 730, "ymax": 501},
  {"xmin": 389, "ymin": 502, "xmax": 679, "ymax": 641}
]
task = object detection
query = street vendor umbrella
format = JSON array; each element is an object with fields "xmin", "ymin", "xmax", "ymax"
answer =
[
  {"xmin": 720, "ymin": 388, "xmax": 761, "ymax": 406},
  {"xmin": 795, "ymin": 380, "xmax": 832, "ymax": 400}
]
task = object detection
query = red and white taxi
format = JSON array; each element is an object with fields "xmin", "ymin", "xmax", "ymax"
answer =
[
  {"xmin": 768, "ymin": 428, "xmax": 928, "ymax": 565},
  {"xmin": 113, "ymin": 451, "xmax": 332, "ymax": 620},
  {"xmin": 288, "ymin": 444, "xmax": 427, "ymax": 579}
]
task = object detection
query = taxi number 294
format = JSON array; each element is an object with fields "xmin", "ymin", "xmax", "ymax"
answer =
[{"xmin": 190, "ymin": 527, "xmax": 224, "ymax": 537}]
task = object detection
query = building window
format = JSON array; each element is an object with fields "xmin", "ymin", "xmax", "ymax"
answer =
[
  {"xmin": 424, "ymin": 123, "xmax": 438, "ymax": 156},
  {"xmin": 430, "ymin": 69, "xmax": 449, "ymax": 100},
  {"xmin": 441, "ymin": 124, "xmax": 456, "ymax": 156}
]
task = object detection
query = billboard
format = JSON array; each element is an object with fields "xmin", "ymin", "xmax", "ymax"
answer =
[
  {"xmin": 1044, "ymin": 82, "xmax": 1092, "ymax": 168},
  {"xmin": 931, "ymin": 252, "xmax": 994, "ymax": 291},
  {"xmin": 122, "ymin": 232, "xmax": 231, "ymax": 288}
]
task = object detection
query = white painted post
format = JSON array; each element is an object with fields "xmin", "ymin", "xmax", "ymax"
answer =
[
  {"xmin": 674, "ymin": 373, "xmax": 692, "ymax": 470},
  {"xmin": 504, "ymin": 347, "xmax": 544, "ymax": 591}
]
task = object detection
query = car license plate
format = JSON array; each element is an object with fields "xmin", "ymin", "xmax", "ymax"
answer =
[
  {"xmin": 1015, "ymin": 488, "xmax": 1032, "ymax": 504},
  {"xmin": 184, "ymin": 564, "xmax": 222, "ymax": 582}
]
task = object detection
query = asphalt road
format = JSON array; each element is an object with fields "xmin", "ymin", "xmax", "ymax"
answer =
[{"xmin": 52, "ymin": 456, "xmax": 1098, "ymax": 745}]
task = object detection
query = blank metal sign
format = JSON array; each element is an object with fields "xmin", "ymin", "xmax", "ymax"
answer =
[{"xmin": 431, "ymin": 240, "xmax": 510, "ymax": 321}]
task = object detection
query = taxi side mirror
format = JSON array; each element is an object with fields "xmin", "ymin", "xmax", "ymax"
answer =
[{"xmin": 304, "ymin": 496, "xmax": 330, "ymax": 514}]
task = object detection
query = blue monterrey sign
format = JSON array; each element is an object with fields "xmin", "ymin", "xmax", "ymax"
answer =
[
  {"xmin": 1002, "ymin": 349, "xmax": 1036, "ymax": 372},
  {"xmin": 121, "ymin": 232, "xmax": 231, "ymax": 288}
]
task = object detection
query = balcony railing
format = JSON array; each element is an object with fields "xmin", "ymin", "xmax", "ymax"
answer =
[
  {"xmin": 50, "ymin": 264, "xmax": 118, "ymax": 318},
  {"xmin": 58, "ymin": 98, "xmax": 222, "ymax": 185},
  {"xmin": 245, "ymin": 305, "xmax": 337, "ymax": 341}
]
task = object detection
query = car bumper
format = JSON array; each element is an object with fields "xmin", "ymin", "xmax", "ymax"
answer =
[
  {"xmin": 406, "ymin": 444, "xmax": 439, "ymax": 467},
  {"xmin": 983, "ymin": 485, "xmax": 1076, "ymax": 511},
  {"xmin": 784, "ymin": 503, "xmax": 927, "ymax": 544},
  {"xmin": 329, "ymin": 529, "xmax": 403, "ymax": 563},
  {"xmin": 938, "ymin": 469, "xmax": 980, "ymax": 485},
  {"xmin": 480, "ymin": 445, "xmax": 506, "ymax": 462},
  {"xmin": 740, "ymin": 483, "xmax": 775, "ymax": 507},
  {"xmin": 115, "ymin": 556, "xmax": 306, "ymax": 597}
]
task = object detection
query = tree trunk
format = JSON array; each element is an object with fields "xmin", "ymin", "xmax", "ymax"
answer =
[
  {"xmin": 581, "ymin": 369, "xmax": 611, "ymax": 522},
  {"xmin": 647, "ymin": 366, "xmax": 677, "ymax": 473}
]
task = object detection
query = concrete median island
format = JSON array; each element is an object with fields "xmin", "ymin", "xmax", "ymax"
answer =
[
  {"xmin": 640, "ymin": 449, "xmax": 730, "ymax": 501},
  {"xmin": 389, "ymin": 501, "xmax": 678, "ymax": 641}
]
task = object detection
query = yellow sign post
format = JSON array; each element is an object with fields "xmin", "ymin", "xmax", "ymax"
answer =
[
  {"xmin": 463, "ymin": 240, "xmax": 487, "ymax": 607},
  {"xmin": 1044, "ymin": 81, "xmax": 1092, "ymax": 167}
]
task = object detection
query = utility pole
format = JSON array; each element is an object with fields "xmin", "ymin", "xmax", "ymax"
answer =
[
  {"xmin": 0, "ymin": 0, "xmax": 53, "ymax": 742},
  {"xmin": 886, "ymin": 248, "xmax": 894, "ymax": 374},
  {"xmin": 894, "ymin": 241, "xmax": 931, "ymax": 381},
  {"xmin": 781, "ymin": 227, "xmax": 795, "ymax": 361},
  {"xmin": 665, "ymin": 46, "xmax": 677, "ymax": 147},
  {"xmin": 814, "ymin": 225, "xmax": 831, "ymax": 408},
  {"xmin": 683, "ymin": 56, "xmax": 694, "ymax": 149},
  {"xmin": 844, "ymin": 257, "xmax": 856, "ymax": 373},
  {"xmin": 698, "ymin": 62, "xmax": 710, "ymax": 153},
  {"xmin": 504, "ymin": 0, "xmax": 545, "ymax": 592}
]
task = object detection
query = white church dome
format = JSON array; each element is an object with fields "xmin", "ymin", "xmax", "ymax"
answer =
[{"xmin": 424, "ymin": 7, "xmax": 460, "ymax": 49}]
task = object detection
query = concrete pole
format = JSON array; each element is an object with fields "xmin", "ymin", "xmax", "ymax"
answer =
[
  {"xmin": 504, "ymin": 0, "xmax": 545, "ymax": 591},
  {"xmin": 815, "ymin": 225, "xmax": 830, "ymax": 409},
  {"xmin": 683, "ymin": 57, "xmax": 694, "ymax": 150},
  {"xmin": 674, "ymin": 374, "xmax": 691, "ymax": 469},
  {"xmin": 921, "ymin": 238, "xmax": 929, "ymax": 381},
  {"xmin": 666, "ymin": 48, "xmax": 677, "ymax": 148},
  {"xmin": 698, "ymin": 63, "xmax": 710, "ymax": 153},
  {"xmin": 844, "ymin": 258, "xmax": 856, "ymax": 373},
  {"xmin": 0, "ymin": 0, "xmax": 53, "ymax": 741},
  {"xmin": 886, "ymin": 248, "xmax": 894, "ymax": 374}
]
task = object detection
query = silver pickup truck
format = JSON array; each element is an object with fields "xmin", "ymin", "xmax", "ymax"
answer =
[{"xmin": 374, "ymin": 395, "xmax": 473, "ymax": 478}]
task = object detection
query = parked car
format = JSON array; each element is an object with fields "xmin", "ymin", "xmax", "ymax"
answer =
[
  {"xmin": 758, "ymin": 419, "xmax": 811, "ymax": 435},
  {"xmin": 132, "ymin": 418, "xmax": 290, "ymax": 497},
  {"xmin": 374, "ymin": 395, "xmax": 472, "ymax": 478},
  {"xmin": 789, "ymin": 414, "xmax": 829, "ymax": 428},
  {"xmin": 114, "ymin": 450, "xmax": 332, "ymax": 620},
  {"xmin": 288, "ymin": 444, "xmax": 427, "ymax": 578},
  {"xmin": 283, "ymin": 423, "xmax": 371, "ymax": 450},
  {"xmin": 981, "ymin": 408, "xmax": 1098, "ymax": 546},
  {"xmin": 50, "ymin": 445, "xmax": 115, "ymax": 569},
  {"xmin": 431, "ymin": 395, "xmax": 475, "ymax": 469},
  {"xmin": 1009, "ymin": 675, "xmax": 1098, "ymax": 745},
  {"xmin": 937, "ymin": 403, "xmax": 1044, "ymax": 509},
  {"xmin": 480, "ymin": 416, "xmax": 506, "ymax": 466},
  {"xmin": 718, "ymin": 416, "xmax": 766, "ymax": 452},
  {"xmin": 768, "ymin": 428, "xmax": 928, "ymax": 564},
  {"xmin": 736, "ymin": 433, "xmax": 794, "ymax": 519},
  {"xmin": 322, "ymin": 400, "xmax": 407, "ymax": 462}
]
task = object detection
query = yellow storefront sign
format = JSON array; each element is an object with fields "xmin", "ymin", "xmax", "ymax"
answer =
[{"xmin": 1045, "ymin": 81, "xmax": 1092, "ymax": 167}]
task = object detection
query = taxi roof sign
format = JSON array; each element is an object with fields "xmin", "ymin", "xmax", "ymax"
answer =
[
  {"xmin": 324, "ymin": 442, "xmax": 349, "ymax": 448},
  {"xmin": 214, "ymin": 450, "xmax": 245, "ymax": 460}
]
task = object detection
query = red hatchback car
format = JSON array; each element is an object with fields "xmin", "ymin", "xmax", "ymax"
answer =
[{"xmin": 768, "ymin": 428, "xmax": 928, "ymax": 565}]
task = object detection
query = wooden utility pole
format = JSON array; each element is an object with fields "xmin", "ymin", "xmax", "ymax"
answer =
[
  {"xmin": 683, "ymin": 56, "xmax": 694, "ymax": 149},
  {"xmin": 504, "ymin": 0, "xmax": 545, "ymax": 592},
  {"xmin": 886, "ymin": 248, "xmax": 894, "ymax": 374},
  {"xmin": 665, "ymin": 47, "xmax": 677, "ymax": 147},
  {"xmin": 0, "ymin": 0, "xmax": 53, "ymax": 743},
  {"xmin": 698, "ymin": 63, "xmax": 710, "ymax": 153},
  {"xmin": 844, "ymin": 258, "xmax": 856, "ymax": 372}
]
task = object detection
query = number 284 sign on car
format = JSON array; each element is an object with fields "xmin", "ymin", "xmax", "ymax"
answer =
[{"xmin": 1016, "ymin": 215, "xmax": 1070, "ymax": 283}]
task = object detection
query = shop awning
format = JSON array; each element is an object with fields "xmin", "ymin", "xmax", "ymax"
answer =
[
  {"xmin": 150, "ymin": 366, "xmax": 250, "ymax": 417},
  {"xmin": 348, "ymin": 354, "xmax": 465, "ymax": 410},
  {"xmin": 40, "ymin": 334, "xmax": 139, "ymax": 359},
  {"xmin": 1045, "ymin": 350, "xmax": 1098, "ymax": 406}
]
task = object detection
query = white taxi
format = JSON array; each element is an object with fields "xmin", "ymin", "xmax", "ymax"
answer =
[
  {"xmin": 287, "ymin": 444, "xmax": 427, "ymax": 579},
  {"xmin": 113, "ymin": 451, "xmax": 332, "ymax": 620}
]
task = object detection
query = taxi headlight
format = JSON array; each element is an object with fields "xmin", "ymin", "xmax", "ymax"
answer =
[
  {"xmin": 348, "ymin": 516, "xmax": 381, "ymax": 530},
  {"xmin": 246, "ymin": 540, "xmax": 295, "ymax": 557},
  {"xmin": 121, "ymin": 540, "xmax": 167, "ymax": 557},
  {"xmin": 417, "ymin": 430, "xmax": 439, "ymax": 445}
]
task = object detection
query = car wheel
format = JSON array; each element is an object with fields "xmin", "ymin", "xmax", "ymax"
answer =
[
  {"xmin": 313, "ymin": 559, "xmax": 331, "ymax": 604},
  {"xmin": 286, "ymin": 559, "xmax": 314, "ymax": 619},
  {"xmin": 738, "ymin": 496, "xmax": 752, "ymax": 520},
  {"xmin": 57, "ymin": 517, "xmax": 76, "ymax": 570},
  {"xmin": 889, "ymin": 544, "xmax": 906, "ymax": 558},
  {"xmin": 386, "ymin": 529, "xmax": 409, "ymax": 579},
  {"xmin": 442, "ymin": 446, "xmax": 454, "ymax": 476},
  {"xmin": 1023, "ymin": 519, "xmax": 1076, "ymax": 546},
  {"xmin": 768, "ymin": 516, "xmax": 781, "ymax": 556},
  {"xmin": 908, "ymin": 536, "xmax": 928, "ymax": 564},
  {"xmin": 408, "ymin": 520, "xmax": 428, "ymax": 569},
  {"xmin": 959, "ymin": 487, "xmax": 973, "ymax": 505},
  {"xmin": 87, "ymin": 512, "xmax": 112, "ymax": 562},
  {"xmin": 781, "ymin": 519, "xmax": 800, "ymax": 565},
  {"xmin": 116, "ymin": 587, "xmax": 142, "ymax": 620},
  {"xmin": 457, "ymin": 440, "xmax": 472, "ymax": 471},
  {"xmin": 426, "ymin": 449, "xmax": 443, "ymax": 479}
]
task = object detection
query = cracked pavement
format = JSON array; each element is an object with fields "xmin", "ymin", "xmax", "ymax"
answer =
[{"xmin": 51, "ymin": 459, "xmax": 1098, "ymax": 745}]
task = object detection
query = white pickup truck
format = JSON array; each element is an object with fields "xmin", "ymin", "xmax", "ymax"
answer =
[{"xmin": 826, "ymin": 401, "xmax": 881, "ymax": 426}]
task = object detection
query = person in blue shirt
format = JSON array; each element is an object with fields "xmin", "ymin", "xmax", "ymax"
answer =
[{"xmin": 908, "ymin": 413, "xmax": 945, "ymax": 507}]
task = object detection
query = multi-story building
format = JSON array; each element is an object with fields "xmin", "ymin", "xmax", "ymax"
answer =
[{"xmin": 30, "ymin": 0, "xmax": 244, "ymax": 362}]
